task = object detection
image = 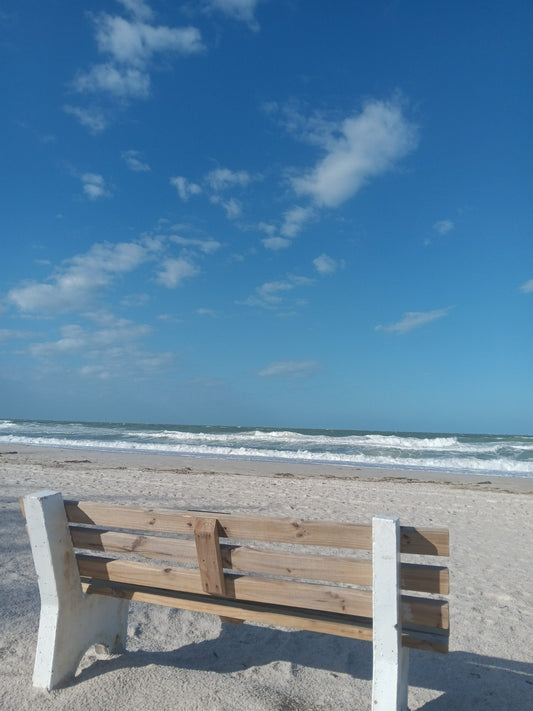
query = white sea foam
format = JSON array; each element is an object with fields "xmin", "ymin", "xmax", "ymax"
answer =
[{"xmin": 2, "ymin": 430, "xmax": 533, "ymax": 476}]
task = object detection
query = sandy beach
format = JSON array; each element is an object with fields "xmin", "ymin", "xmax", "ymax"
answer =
[{"xmin": 1, "ymin": 444, "xmax": 532, "ymax": 710}]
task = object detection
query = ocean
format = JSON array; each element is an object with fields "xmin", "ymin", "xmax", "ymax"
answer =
[{"xmin": 1, "ymin": 418, "xmax": 532, "ymax": 478}]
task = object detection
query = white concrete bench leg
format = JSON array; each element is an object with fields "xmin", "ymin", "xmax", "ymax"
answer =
[
  {"xmin": 372, "ymin": 516, "xmax": 410, "ymax": 711},
  {"xmin": 24, "ymin": 491, "xmax": 129, "ymax": 690}
]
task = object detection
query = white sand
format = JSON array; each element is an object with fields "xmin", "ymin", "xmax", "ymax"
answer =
[{"xmin": 1, "ymin": 444, "xmax": 532, "ymax": 710}]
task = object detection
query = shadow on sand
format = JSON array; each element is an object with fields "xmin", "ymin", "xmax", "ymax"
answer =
[{"xmin": 72, "ymin": 621, "xmax": 533, "ymax": 710}]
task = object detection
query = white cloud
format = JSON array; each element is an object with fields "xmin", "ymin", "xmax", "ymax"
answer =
[
  {"xmin": 79, "ymin": 364, "xmax": 111, "ymax": 379},
  {"xmin": 519, "ymin": 279, "xmax": 533, "ymax": 294},
  {"xmin": 122, "ymin": 149, "xmax": 151, "ymax": 172},
  {"xmin": 30, "ymin": 318, "xmax": 150, "ymax": 359},
  {"xmin": 63, "ymin": 105, "xmax": 108, "ymax": 133},
  {"xmin": 170, "ymin": 176, "xmax": 202, "ymax": 201},
  {"xmin": 28, "ymin": 315, "xmax": 173, "ymax": 380},
  {"xmin": 170, "ymin": 235, "xmax": 221, "ymax": 254},
  {"xmin": 0, "ymin": 329, "xmax": 30, "ymax": 342},
  {"xmin": 171, "ymin": 166, "xmax": 255, "ymax": 221},
  {"xmin": 375, "ymin": 307, "xmax": 451, "ymax": 335},
  {"xmin": 203, "ymin": 167, "xmax": 257, "ymax": 219},
  {"xmin": 281, "ymin": 205, "xmax": 315, "ymax": 238},
  {"xmin": 258, "ymin": 360, "xmax": 321, "ymax": 378},
  {"xmin": 313, "ymin": 254, "xmax": 338, "ymax": 276},
  {"xmin": 205, "ymin": 167, "xmax": 253, "ymax": 192},
  {"xmin": 69, "ymin": 6, "xmax": 204, "ymax": 129},
  {"xmin": 7, "ymin": 241, "xmax": 152, "ymax": 315},
  {"xmin": 291, "ymin": 99, "xmax": 418, "ymax": 208},
  {"xmin": 255, "ymin": 221, "xmax": 291, "ymax": 250},
  {"xmin": 117, "ymin": 0, "xmax": 154, "ymax": 22},
  {"xmin": 262, "ymin": 236, "xmax": 291, "ymax": 251},
  {"xmin": 74, "ymin": 63, "xmax": 151, "ymax": 99},
  {"xmin": 93, "ymin": 13, "xmax": 204, "ymax": 67},
  {"xmin": 81, "ymin": 172, "xmax": 111, "ymax": 200},
  {"xmin": 274, "ymin": 103, "xmax": 338, "ymax": 148},
  {"xmin": 433, "ymin": 219, "xmax": 454, "ymax": 235},
  {"xmin": 206, "ymin": 0, "xmax": 262, "ymax": 30},
  {"xmin": 257, "ymin": 221, "xmax": 275, "ymax": 235},
  {"xmin": 257, "ymin": 280, "xmax": 294, "ymax": 305},
  {"xmin": 243, "ymin": 274, "xmax": 314, "ymax": 308},
  {"xmin": 121, "ymin": 292, "xmax": 150, "ymax": 307},
  {"xmin": 210, "ymin": 195, "xmax": 242, "ymax": 219},
  {"xmin": 156, "ymin": 257, "xmax": 199, "ymax": 288}
]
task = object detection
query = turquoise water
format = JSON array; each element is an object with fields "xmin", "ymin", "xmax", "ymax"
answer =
[{"xmin": 1, "ymin": 418, "xmax": 532, "ymax": 478}]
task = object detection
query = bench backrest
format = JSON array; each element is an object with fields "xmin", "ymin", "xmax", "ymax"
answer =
[{"xmin": 62, "ymin": 499, "xmax": 449, "ymax": 653}]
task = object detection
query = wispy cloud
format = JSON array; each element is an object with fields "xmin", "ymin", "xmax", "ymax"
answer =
[
  {"xmin": 254, "ymin": 222, "xmax": 291, "ymax": 250},
  {"xmin": 205, "ymin": 167, "xmax": 253, "ymax": 192},
  {"xmin": 67, "ymin": 2, "xmax": 204, "ymax": 128},
  {"xmin": 206, "ymin": 0, "xmax": 263, "ymax": 31},
  {"xmin": 172, "ymin": 166, "xmax": 257, "ymax": 220},
  {"xmin": 519, "ymin": 279, "xmax": 533, "ymax": 293},
  {"xmin": 313, "ymin": 254, "xmax": 340, "ymax": 276},
  {"xmin": 116, "ymin": 0, "xmax": 154, "ymax": 22},
  {"xmin": 242, "ymin": 274, "xmax": 314, "ymax": 309},
  {"xmin": 170, "ymin": 235, "xmax": 221, "ymax": 254},
  {"xmin": 73, "ymin": 63, "xmax": 151, "ymax": 99},
  {"xmin": 122, "ymin": 149, "xmax": 151, "ymax": 172},
  {"xmin": 209, "ymin": 194, "xmax": 242, "ymax": 219},
  {"xmin": 170, "ymin": 176, "xmax": 202, "ymax": 201},
  {"xmin": 258, "ymin": 360, "xmax": 321, "ymax": 378},
  {"xmin": 81, "ymin": 172, "xmax": 111, "ymax": 200},
  {"xmin": 29, "ymin": 314, "xmax": 173, "ymax": 380},
  {"xmin": 30, "ymin": 318, "xmax": 150, "ymax": 358},
  {"xmin": 4, "ymin": 224, "xmax": 222, "ymax": 317},
  {"xmin": 92, "ymin": 12, "xmax": 203, "ymax": 66},
  {"xmin": 290, "ymin": 99, "xmax": 418, "ymax": 208},
  {"xmin": 375, "ymin": 307, "xmax": 452, "ymax": 335},
  {"xmin": 156, "ymin": 257, "xmax": 199, "ymax": 288},
  {"xmin": 63, "ymin": 105, "xmax": 108, "ymax": 133},
  {"xmin": 0, "ymin": 329, "xmax": 31, "ymax": 342},
  {"xmin": 280, "ymin": 205, "xmax": 315, "ymax": 238},
  {"xmin": 433, "ymin": 219, "xmax": 454, "ymax": 235},
  {"xmin": 262, "ymin": 236, "xmax": 291, "ymax": 251},
  {"xmin": 7, "ymin": 241, "xmax": 153, "ymax": 315}
]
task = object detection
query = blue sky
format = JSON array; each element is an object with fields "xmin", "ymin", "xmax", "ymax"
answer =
[{"xmin": 1, "ymin": 0, "xmax": 532, "ymax": 433}]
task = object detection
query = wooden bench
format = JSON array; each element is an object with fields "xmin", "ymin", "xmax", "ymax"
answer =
[{"xmin": 22, "ymin": 490, "xmax": 450, "ymax": 710}]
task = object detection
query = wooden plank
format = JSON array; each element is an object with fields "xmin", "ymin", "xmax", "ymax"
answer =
[
  {"xmin": 76, "ymin": 554, "xmax": 448, "ymax": 630},
  {"xmin": 81, "ymin": 582, "xmax": 448, "ymax": 653},
  {"xmin": 65, "ymin": 501, "xmax": 372, "ymax": 549},
  {"xmin": 76, "ymin": 554, "xmax": 372, "ymax": 618},
  {"xmin": 400, "ymin": 526, "xmax": 449, "ymax": 556},
  {"xmin": 194, "ymin": 518, "xmax": 226, "ymax": 595},
  {"xmin": 401, "ymin": 562, "xmax": 449, "ymax": 595},
  {"xmin": 65, "ymin": 500, "xmax": 449, "ymax": 555},
  {"xmin": 69, "ymin": 526, "xmax": 192, "ymax": 562},
  {"xmin": 70, "ymin": 526, "xmax": 449, "ymax": 594},
  {"xmin": 402, "ymin": 595, "xmax": 449, "ymax": 631}
]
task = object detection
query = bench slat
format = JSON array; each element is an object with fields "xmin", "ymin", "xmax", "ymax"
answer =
[
  {"xmin": 81, "ymin": 581, "xmax": 449, "ymax": 654},
  {"xmin": 76, "ymin": 554, "xmax": 448, "ymax": 630},
  {"xmin": 70, "ymin": 526, "xmax": 449, "ymax": 594},
  {"xmin": 65, "ymin": 501, "xmax": 449, "ymax": 555}
]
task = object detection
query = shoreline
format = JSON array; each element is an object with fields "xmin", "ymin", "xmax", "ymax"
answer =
[{"xmin": 1, "ymin": 442, "xmax": 532, "ymax": 494}]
